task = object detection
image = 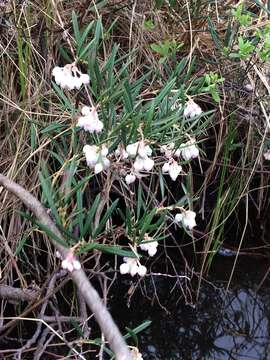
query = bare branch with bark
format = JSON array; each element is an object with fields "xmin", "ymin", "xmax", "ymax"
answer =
[{"xmin": 0, "ymin": 173, "xmax": 132, "ymax": 360}]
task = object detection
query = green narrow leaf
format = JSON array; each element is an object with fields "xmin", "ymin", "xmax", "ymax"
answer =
[
  {"xmin": 207, "ymin": 18, "xmax": 222, "ymax": 50},
  {"xmin": 76, "ymin": 190, "xmax": 84, "ymax": 235},
  {"xmin": 123, "ymin": 80, "xmax": 134, "ymax": 112},
  {"xmin": 92, "ymin": 199, "xmax": 119, "ymax": 238},
  {"xmin": 124, "ymin": 320, "xmax": 152, "ymax": 339},
  {"xmin": 30, "ymin": 123, "xmax": 37, "ymax": 150},
  {"xmin": 78, "ymin": 38, "xmax": 96, "ymax": 60},
  {"xmin": 136, "ymin": 183, "xmax": 143, "ymax": 220},
  {"xmin": 78, "ymin": 21, "xmax": 95, "ymax": 51},
  {"xmin": 138, "ymin": 208, "xmax": 157, "ymax": 241},
  {"xmin": 15, "ymin": 233, "xmax": 29, "ymax": 256},
  {"xmin": 41, "ymin": 122, "xmax": 66, "ymax": 135},
  {"xmin": 72, "ymin": 11, "xmax": 81, "ymax": 45},
  {"xmin": 70, "ymin": 319, "xmax": 84, "ymax": 337},
  {"xmin": 52, "ymin": 83, "xmax": 75, "ymax": 112},
  {"xmin": 94, "ymin": 17, "xmax": 103, "ymax": 45},
  {"xmin": 39, "ymin": 171, "xmax": 62, "ymax": 226},
  {"xmin": 124, "ymin": 327, "xmax": 138, "ymax": 346},
  {"xmin": 81, "ymin": 194, "xmax": 101, "ymax": 239},
  {"xmin": 78, "ymin": 243, "xmax": 137, "ymax": 257},
  {"xmin": 224, "ymin": 19, "xmax": 233, "ymax": 47}
]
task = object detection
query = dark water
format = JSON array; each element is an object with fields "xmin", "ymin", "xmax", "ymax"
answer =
[{"xmin": 111, "ymin": 256, "xmax": 270, "ymax": 360}]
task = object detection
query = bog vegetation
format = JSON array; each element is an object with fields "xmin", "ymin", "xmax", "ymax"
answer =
[{"xmin": 0, "ymin": 0, "xmax": 270, "ymax": 358}]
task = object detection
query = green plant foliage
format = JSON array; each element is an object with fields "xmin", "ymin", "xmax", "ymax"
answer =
[
  {"xmin": 232, "ymin": 3, "xmax": 252, "ymax": 27},
  {"xmin": 150, "ymin": 40, "xmax": 183, "ymax": 63}
]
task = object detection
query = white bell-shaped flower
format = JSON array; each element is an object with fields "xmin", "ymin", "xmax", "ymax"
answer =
[
  {"xmin": 83, "ymin": 145, "xmax": 99, "ymax": 167},
  {"xmin": 119, "ymin": 257, "xmax": 147, "ymax": 277},
  {"xmin": 162, "ymin": 160, "xmax": 182, "ymax": 181},
  {"xmin": 183, "ymin": 99, "xmax": 202, "ymax": 119},
  {"xmin": 134, "ymin": 156, "xmax": 154, "ymax": 172},
  {"xmin": 73, "ymin": 260, "xmax": 82, "ymax": 270},
  {"xmin": 263, "ymin": 150, "xmax": 270, "ymax": 160},
  {"xmin": 125, "ymin": 173, "xmax": 136, "ymax": 185},
  {"xmin": 139, "ymin": 241, "xmax": 158, "ymax": 257},
  {"xmin": 100, "ymin": 147, "xmax": 109, "ymax": 157},
  {"xmin": 94, "ymin": 162, "xmax": 104, "ymax": 174},
  {"xmin": 126, "ymin": 141, "xmax": 154, "ymax": 173},
  {"xmin": 126, "ymin": 142, "xmax": 139, "ymax": 157},
  {"xmin": 130, "ymin": 263, "xmax": 139, "ymax": 277},
  {"xmin": 243, "ymin": 83, "xmax": 253, "ymax": 92},
  {"xmin": 61, "ymin": 259, "xmax": 74, "ymax": 272},
  {"xmin": 180, "ymin": 138, "xmax": 199, "ymax": 161},
  {"xmin": 80, "ymin": 73, "xmax": 90, "ymax": 84},
  {"xmin": 137, "ymin": 265, "xmax": 147, "ymax": 277},
  {"xmin": 175, "ymin": 210, "xmax": 196, "ymax": 230},
  {"xmin": 119, "ymin": 262, "xmax": 130, "ymax": 275},
  {"xmin": 138, "ymin": 143, "xmax": 152, "ymax": 159},
  {"xmin": 61, "ymin": 252, "xmax": 81, "ymax": 272},
  {"xmin": 162, "ymin": 162, "xmax": 170, "ymax": 173},
  {"xmin": 143, "ymin": 157, "xmax": 154, "ymax": 171},
  {"xmin": 81, "ymin": 106, "xmax": 90, "ymax": 116},
  {"xmin": 182, "ymin": 210, "xmax": 196, "ymax": 229},
  {"xmin": 126, "ymin": 141, "xmax": 152, "ymax": 158},
  {"xmin": 83, "ymin": 145, "xmax": 110, "ymax": 173},
  {"xmin": 52, "ymin": 63, "xmax": 90, "ymax": 90},
  {"xmin": 94, "ymin": 156, "xmax": 110, "ymax": 174},
  {"xmin": 77, "ymin": 106, "xmax": 103, "ymax": 134},
  {"xmin": 131, "ymin": 348, "xmax": 144, "ymax": 360},
  {"xmin": 169, "ymin": 162, "xmax": 182, "ymax": 181},
  {"xmin": 174, "ymin": 213, "xmax": 183, "ymax": 223},
  {"xmin": 134, "ymin": 157, "xmax": 144, "ymax": 171}
]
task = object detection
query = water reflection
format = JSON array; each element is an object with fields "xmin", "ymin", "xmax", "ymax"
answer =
[
  {"xmin": 113, "ymin": 262, "xmax": 270, "ymax": 360},
  {"xmin": 136, "ymin": 283, "xmax": 270, "ymax": 359}
]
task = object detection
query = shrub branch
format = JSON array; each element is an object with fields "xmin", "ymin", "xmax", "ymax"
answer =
[{"xmin": 0, "ymin": 173, "xmax": 132, "ymax": 360}]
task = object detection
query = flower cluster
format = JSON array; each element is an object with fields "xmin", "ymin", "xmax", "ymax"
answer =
[
  {"xmin": 83, "ymin": 145, "xmax": 110, "ymax": 174},
  {"xmin": 180, "ymin": 138, "xmax": 199, "ymax": 161},
  {"xmin": 175, "ymin": 210, "xmax": 196, "ymax": 230},
  {"xmin": 119, "ymin": 257, "xmax": 147, "ymax": 277},
  {"xmin": 139, "ymin": 240, "xmax": 158, "ymax": 257},
  {"xmin": 116, "ymin": 141, "xmax": 154, "ymax": 185},
  {"xmin": 52, "ymin": 64, "xmax": 89, "ymax": 90},
  {"xmin": 127, "ymin": 141, "xmax": 154, "ymax": 172},
  {"xmin": 160, "ymin": 142, "xmax": 181, "ymax": 159},
  {"xmin": 51, "ymin": 60, "xmax": 201, "ymax": 282},
  {"xmin": 77, "ymin": 106, "xmax": 103, "ymax": 133},
  {"xmin": 115, "ymin": 144, "xmax": 129, "ymax": 160},
  {"xmin": 58, "ymin": 251, "xmax": 81, "ymax": 272},
  {"xmin": 162, "ymin": 159, "xmax": 183, "ymax": 181},
  {"xmin": 184, "ymin": 99, "xmax": 202, "ymax": 119},
  {"xmin": 160, "ymin": 142, "xmax": 186, "ymax": 181}
]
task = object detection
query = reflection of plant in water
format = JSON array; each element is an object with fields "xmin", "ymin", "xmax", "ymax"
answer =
[{"xmin": 124, "ymin": 279, "xmax": 270, "ymax": 360}]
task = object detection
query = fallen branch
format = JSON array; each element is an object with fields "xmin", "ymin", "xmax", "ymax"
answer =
[
  {"xmin": 0, "ymin": 173, "xmax": 132, "ymax": 360},
  {"xmin": 0, "ymin": 285, "xmax": 39, "ymax": 302}
]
